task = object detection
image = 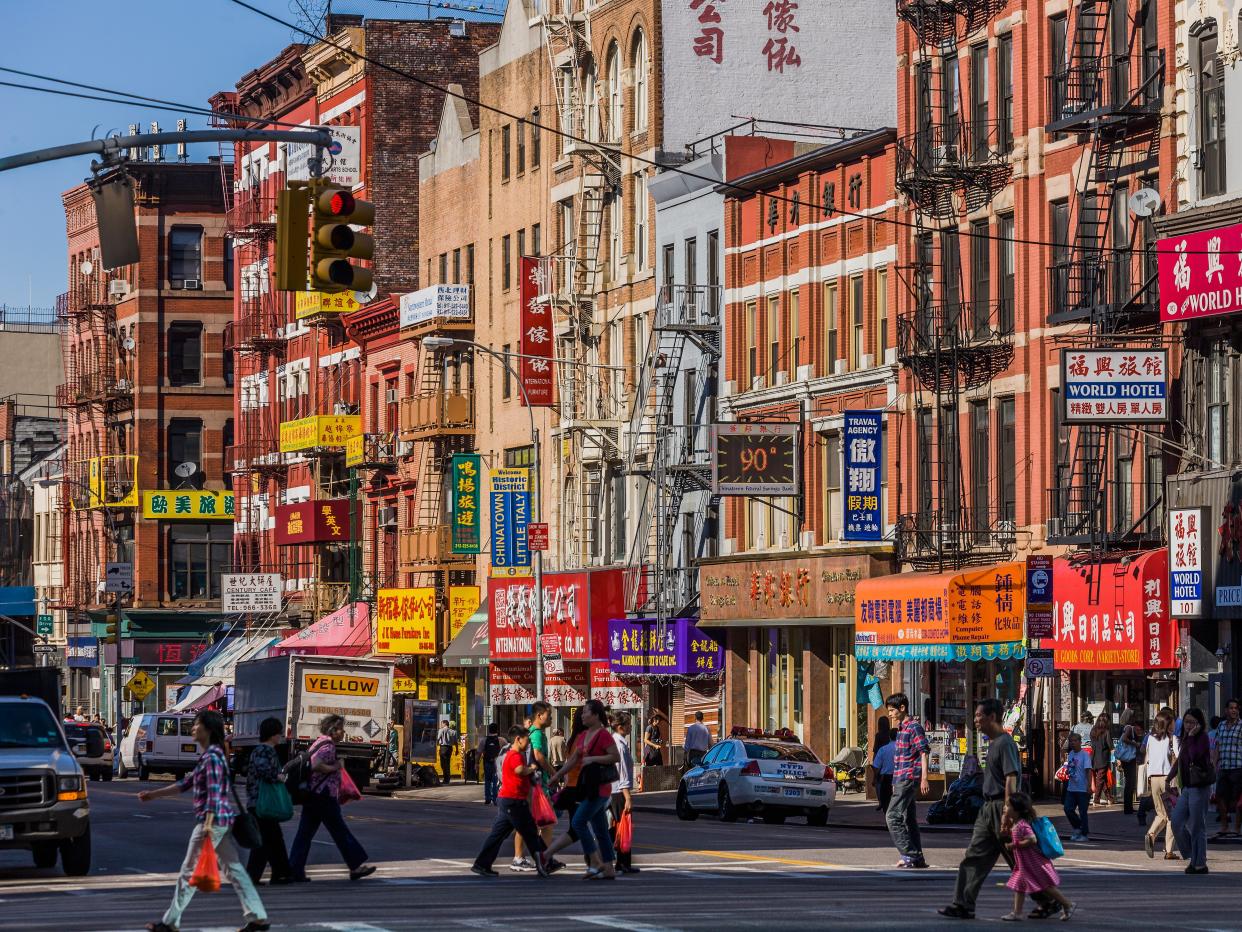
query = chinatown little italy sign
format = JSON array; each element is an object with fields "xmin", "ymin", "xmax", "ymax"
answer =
[
  {"xmin": 1159, "ymin": 221, "xmax": 1242, "ymax": 323},
  {"xmin": 1060, "ymin": 349, "xmax": 1168, "ymax": 424}
]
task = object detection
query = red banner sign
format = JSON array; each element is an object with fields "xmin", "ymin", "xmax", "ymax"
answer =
[
  {"xmin": 487, "ymin": 568, "xmax": 628, "ymax": 661},
  {"xmin": 1159, "ymin": 222, "xmax": 1242, "ymax": 323},
  {"xmin": 519, "ymin": 256, "xmax": 555, "ymax": 406},
  {"xmin": 274, "ymin": 499, "xmax": 357, "ymax": 546}
]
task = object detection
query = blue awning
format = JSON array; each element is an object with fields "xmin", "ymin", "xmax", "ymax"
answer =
[{"xmin": 0, "ymin": 586, "xmax": 36, "ymax": 616}]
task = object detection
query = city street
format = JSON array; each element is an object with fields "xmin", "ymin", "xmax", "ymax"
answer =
[{"xmin": 2, "ymin": 780, "xmax": 1240, "ymax": 931}]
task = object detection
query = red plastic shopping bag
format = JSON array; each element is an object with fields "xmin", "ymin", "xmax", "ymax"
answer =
[
  {"xmin": 339, "ymin": 768, "xmax": 363, "ymax": 805},
  {"xmin": 531, "ymin": 786, "xmax": 557, "ymax": 827},
  {"xmin": 190, "ymin": 834, "xmax": 221, "ymax": 893},
  {"xmin": 616, "ymin": 811, "xmax": 633, "ymax": 854}
]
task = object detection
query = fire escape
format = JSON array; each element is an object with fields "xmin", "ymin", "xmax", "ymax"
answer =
[
  {"xmin": 894, "ymin": 0, "xmax": 1015, "ymax": 570},
  {"xmin": 541, "ymin": 0, "xmax": 624, "ymax": 569},
  {"xmin": 1044, "ymin": 0, "xmax": 1165, "ymax": 552}
]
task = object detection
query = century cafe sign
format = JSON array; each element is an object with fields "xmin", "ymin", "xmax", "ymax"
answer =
[{"xmin": 699, "ymin": 553, "xmax": 890, "ymax": 623}]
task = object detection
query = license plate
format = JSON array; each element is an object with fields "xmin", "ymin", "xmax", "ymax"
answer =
[
  {"xmin": 181, "ymin": 743, "xmax": 197, "ymax": 753},
  {"xmin": 783, "ymin": 787, "xmax": 802, "ymax": 798},
  {"xmin": 0, "ymin": 825, "xmax": 13, "ymax": 841}
]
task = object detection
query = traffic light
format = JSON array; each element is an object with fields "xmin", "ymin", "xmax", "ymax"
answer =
[
  {"xmin": 274, "ymin": 183, "xmax": 311, "ymax": 292},
  {"xmin": 103, "ymin": 612, "xmax": 121, "ymax": 645},
  {"xmin": 310, "ymin": 181, "xmax": 375, "ymax": 293}
]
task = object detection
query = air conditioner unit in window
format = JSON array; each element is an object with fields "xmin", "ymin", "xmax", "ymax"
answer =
[
  {"xmin": 385, "ymin": 388, "xmax": 399, "ymax": 404},
  {"xmin": 377, "ymin": 505, "xmax": 398, "ymax": 528},
  {"xmin": 1046, "ymin": 517, "xmax": 1064, "ymax": 539},
  {"xmin": 183, "ymin": 279, "xmax": 201, "ymax": 290},
  {"xmin": 931, "ymin": 145, "xmax": 959, "ymax": 168},
  {"xmin": 108, "ymin": 279, "xmax": 130, "ymax": 299}
]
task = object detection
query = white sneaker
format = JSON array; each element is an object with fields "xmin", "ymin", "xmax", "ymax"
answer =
[
  {"xmin": 509, "ymin": 858, "xmax": 536, "ymax": 872},
  {"xmin": 1070, "ymin": 833, "xmax": 1086, "ymax": 842}
]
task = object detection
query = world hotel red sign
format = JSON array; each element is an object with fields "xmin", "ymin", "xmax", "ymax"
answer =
[{"xmin": 1159, "ymin": 222, "xmax": 1242, "ymax": 322}]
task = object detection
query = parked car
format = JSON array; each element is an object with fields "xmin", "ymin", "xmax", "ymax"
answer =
[
  {"xmin": 676, "ymin": 728, "xmax": 836, "ymax": 826},
  {"xmin": 120, "ymin": 712, "xmax": 199, "ymax": 780},
  {"xmin": 62, "ymin": 723, "xmax": 113, "ymax": 781}
]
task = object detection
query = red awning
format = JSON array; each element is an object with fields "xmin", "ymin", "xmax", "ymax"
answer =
[
  {"xmin": 273, "ymin": 601, "xmax": 371, "ymax": 657},
  {"xmin": 1047, "ymin": 549, "xmax": 1176, "ymax": 670}
]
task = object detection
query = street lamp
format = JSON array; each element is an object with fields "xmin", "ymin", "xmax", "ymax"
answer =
[{"xmin": 422, "ymin": 336, "xmax": 548, "ymax": 700}]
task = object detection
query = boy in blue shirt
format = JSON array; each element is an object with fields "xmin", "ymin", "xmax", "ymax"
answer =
[
  {"xmin": 1063, "ymin": 733, "xmax": 1092, "ymax": 841},
  {"xmin": 872, "ymin": 740, "xmax": 896, "ymax": 814}
]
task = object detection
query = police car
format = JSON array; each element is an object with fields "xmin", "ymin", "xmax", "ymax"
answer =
[{"xmin": 676, "ymin": 728, "xmax": 836, "ymax": 826}]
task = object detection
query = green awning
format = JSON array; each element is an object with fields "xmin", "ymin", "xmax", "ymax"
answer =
[{"xmin": 443, "ymin": 609, "xmax": 488, "ymax": 667}]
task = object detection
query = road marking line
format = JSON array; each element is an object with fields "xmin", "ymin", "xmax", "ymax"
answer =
[
  {"xmin": 572, "ymin": 916, "xmax": 684, "ymax": 932},
  {"xmin": 430, "ymin": 857, "xmax": 472, "ymax": 866},
  {"xmin": 314, "ymin": 924, "xmax": 396, "ymax": 932}
]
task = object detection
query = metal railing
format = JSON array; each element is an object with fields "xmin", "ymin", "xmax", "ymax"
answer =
[{"xmin": 1045, "ymin": 51, "xmax": 1164, "ymax": 132}]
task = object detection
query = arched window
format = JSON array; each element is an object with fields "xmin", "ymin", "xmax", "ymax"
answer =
[
  {"xmin": 1195, "ymin": 19, "xmax": 1225, "ymax": 197},
  {"xmin": 606, "ymin": 42, "xmax": 623, "ymax": 142},
  {"xmin": 632, "ymin": 29, "xmax": 649, "ymax": 132}
]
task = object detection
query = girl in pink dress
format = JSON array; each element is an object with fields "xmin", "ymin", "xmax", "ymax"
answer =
[{"xmin": 1003, "ymin": 793, "xmax": 1076, "ymax": 922}]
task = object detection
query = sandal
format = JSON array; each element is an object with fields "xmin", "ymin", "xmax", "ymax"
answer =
[
  {"xmin": 1001, "ymin": 913, "xmax": 1022, "ymax": 922},
  {"xmin": 582, "ymin": 867, "xmax": 603, "ymax": 880},
  {"xmin": 1060, "ymin": 903, "xmax": 1077, "ymax": 922},
  {"xmin": 1028, "ymin": 904, "xmax": 1062, "ymax": 920}
]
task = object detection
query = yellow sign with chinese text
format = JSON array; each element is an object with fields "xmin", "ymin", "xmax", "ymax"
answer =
[
  {"xmin": 345, "ymin": 434, "xmax": 365, "ymax": 468},
  {"xmin": 142, "ymin": 490, "xmax": 234, "ymax": 520},
  {"xmin": 374, "ymin": 588, "xmax": 437, "ymax": 656},
  {"xmin": 294, "ymin": 290, "xmax": 362, "ymax": 320},
  {"xmin": 448, "ymin": 585, "xmax": 481, "ymax": 640},
  {"xmin": 278, "ymin": 415, "xmax": 362, "ymax": 453}
]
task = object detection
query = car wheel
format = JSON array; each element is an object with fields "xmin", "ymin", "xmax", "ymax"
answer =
[
  {"xmin": 137, "ymin": 757, "xmax": 150, "ymax": 781},
  {"xmin": 717, "ymin": 785, "xmax": 739, "ymax": 823},
  {"xmin": 762, "ymin": 811, "xmax": 786, "ymax": 825},
  {"xmin": 676, "ymin": 784, "xmax": 699, "ymax": 821},
  {"xmin": 807, "ymin": 807, "xmax": 829, "ymax": 827},
  {"xmin": 32, "ymin": 842, "xmax": 58, "ymax": 869},
  {"xmin": 117, "ymin": 760, "xmax": 128, "ymax": 779},
  {"xmin": 60, "ymin": 825, "xmax": 91, "ymax": 876}
]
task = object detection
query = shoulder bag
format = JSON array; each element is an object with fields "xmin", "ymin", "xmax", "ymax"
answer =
[
  {"xmin": 1114, "ymin": 728, "xmax": 1137, "ymax": 764},
  {"xmin": 1032, "ymin": 816, "xmax": 1064, "ymax": 860},
  {"xmin": 228, "ymin": 768, "xmax": 263, "ymax": 849},
  {"xmin": 579, "ymin": 730, "xmax": 620, "ymax": 795},
  {"xmin": 256, "ymin": 778, "xmax": 294, "ymax": 822}
]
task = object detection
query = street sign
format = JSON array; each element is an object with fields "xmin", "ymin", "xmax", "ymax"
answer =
[
  {"xmin": 540, "ymin": 633, "xmax": 561, "ymax": 656},
  {"xmin": 528, "ymin": 522, "xmax": 549, "ymax": 551},
  {"xmin": 543, "ymin": 655, "xmax": 564, "ymax": 675},
  {"xmin": 126, "ymin": 670, "xmax": 156, "ymax": 701},
  {"xmin": 1026, "ymin": 608, "xmax": 1054, "ymax": 640},
  {"xmin": 105, "ymin": 562, "xmax": 133, "ymax": 594},
  {"xmin": 1025, "ymin": 648, "xmax": 1056, "ymax": 678},
  {"xmin": 1026, "ymin": 555, "xmax": 1054, "ymax": 605},
  {"xmin": 36, "ymin": 614, "xmax": 53, "ymax": 636},
  {"xmin": 33, "ymin": 644, "xmax": 56, "ymax": 654}
]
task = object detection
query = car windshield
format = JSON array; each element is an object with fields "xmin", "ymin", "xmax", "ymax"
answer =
[
  {"xmin": 0, "ymin": 704, "xmax": 66, "ymax": 749},
  {"xmin": 742, "ymin": 742, "xmax": 818, "ymax": 763},
  {"xmin": 63, "ymin": 724, "xmax": 89, "ymax": 740}
]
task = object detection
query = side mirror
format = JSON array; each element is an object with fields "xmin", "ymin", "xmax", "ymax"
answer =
[{"xmin": 85, "ymin": 731, "xmax": 106, "ymax": 757}]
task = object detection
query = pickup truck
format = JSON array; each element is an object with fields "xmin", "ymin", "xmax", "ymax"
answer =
[{"xmin": 0, "ymin": 671, "xmax": 95, "ymax": 875}]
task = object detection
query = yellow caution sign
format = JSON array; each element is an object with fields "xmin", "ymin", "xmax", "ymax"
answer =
[{"xmin": 126, "ymin": 670, "xmax": 156, "ymax": 701}]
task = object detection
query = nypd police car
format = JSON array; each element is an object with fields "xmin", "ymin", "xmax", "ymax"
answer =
[{"xmin": 676, "ymin": 728, "xmax": 836, "ymax": 826}]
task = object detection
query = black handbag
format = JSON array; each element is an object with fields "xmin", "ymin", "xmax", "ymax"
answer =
[
  {"xmin": 578, "ymin": 730, "xmax": 620, "ymax": 793},
  {"xmin": 1186, "ymin": 760, "xmax": 1216, "ymax": 789}
]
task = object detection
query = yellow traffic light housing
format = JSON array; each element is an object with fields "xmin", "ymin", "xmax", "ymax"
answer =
[
  {"xmin": 310, "ymin": 181, "xmax": 375, "ymax": 293},
  {"xmin": 274, "ymin": 184, "xmax": 311, "ymax": 292},
  {"xmin": 103, "ymin": 612, "xmax": 121, "ymax": 645}
]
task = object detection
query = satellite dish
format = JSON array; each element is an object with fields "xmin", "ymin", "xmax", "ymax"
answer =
[
  {"xmin": 1129, "ymin": 188, "xmax": 1162, "ymax": 218},
  {"xmin": 122, "ymin": 337, "xmax": 136, "ymax": 352},
  {"xmin": 80, "ymin": 260, "xmax": 94, "ymax": 276},
  {"xmin": 174, "ymin": 462, "xmax": 198, "ymax": 479},
  {"xmin": 354, "ymin": 283, "xmax": 379, "ymax": 305}
]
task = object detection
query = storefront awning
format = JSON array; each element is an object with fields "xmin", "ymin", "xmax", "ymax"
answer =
[
  {"xmin": 169, "ymin": 680, "xmax": 224, "ymax": 712},
  {"xmin": 442, "ymin": 611, "xmax": 488, "ymax": 667},
  {"xmin": 853, "ymin": 562, "xmax": 1026, "ymax": 662},
  {"xmin": 273, "ymin": 601, "xmax": 370, "ymax": 657}
]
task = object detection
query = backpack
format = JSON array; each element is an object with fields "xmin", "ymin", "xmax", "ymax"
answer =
[
  {"xmin": 290, "ymin": 736, "xmax": 331, "ymax": 805},
  {"xmin": 1032, "ymin": 816, "xmax": 1064, "ymax": 860},
  {"xmin": 482, "ymin": 735, "xmax": 501, "ymax": 763}
]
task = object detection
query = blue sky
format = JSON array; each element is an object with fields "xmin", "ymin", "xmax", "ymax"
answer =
[{"xmin": 0, "ymin": 0, "xmax": 505, "ymax": 310}]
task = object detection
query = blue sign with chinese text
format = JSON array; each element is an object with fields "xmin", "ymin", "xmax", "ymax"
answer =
[{"xmin": 843, "ymin": 410, "xmax": 883, "ymax": 541}]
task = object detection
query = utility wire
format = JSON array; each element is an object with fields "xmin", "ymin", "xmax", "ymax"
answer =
[
  {"xmin": 226, "ymin": 0, "xmax": 1200, "ymax": 259},
  {"xmin": 370, "ymin": 0, "xmax": 505, "ymax": 16}
]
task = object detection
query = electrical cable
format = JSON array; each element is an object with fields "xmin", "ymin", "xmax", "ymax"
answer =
[{"xmin": 369, "ymin": 0, "xmax": 505, "ymax": 16}]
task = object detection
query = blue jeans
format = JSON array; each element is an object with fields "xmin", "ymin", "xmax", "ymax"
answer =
[
  {"xmin": 483, "ymin": 761, "xmax": 499, "ymax": 804},
  {"xmin": 1063, "ymin": 790, "xmax": 1090, "ymax": 837},
  {"xmin": 1172, "ymin": 784, "xmax": 1210, "ymax": 868},
  {"xmin": 288, "ymin": 791, "xmax": 368, "ymax": 876},
  {"xmin": 571, "ymin": 793, "xmax": 615, "ymax": 862}
]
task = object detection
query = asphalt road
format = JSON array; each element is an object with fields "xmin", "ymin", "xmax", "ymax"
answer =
[{"xmin": 2, "ymin": 779, "xmax": 1241, "ymax": 931}]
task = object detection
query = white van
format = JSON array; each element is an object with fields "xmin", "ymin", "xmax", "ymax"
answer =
[{"xmin": 119, "ymin": 712, "xmax": 199, "ymax": 780}]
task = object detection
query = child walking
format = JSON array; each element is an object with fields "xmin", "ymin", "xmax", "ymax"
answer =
[{"xmin": 1003, "ymin": 793, "xmax": 1076, "ymax": 922}]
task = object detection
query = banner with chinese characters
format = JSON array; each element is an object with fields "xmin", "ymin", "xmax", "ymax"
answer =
[
  {"xmin": 1170, "ymin": 509, "xmax": 1206, "ymax": 618},
  {"xmin": 488, "ymin": 568, "xmax": 628, "ymax": 661},
  {"xmin": 448, "ymin": 585, "xmax": 481, "ymax": 640},
  {"xmin": 544, "ymin": 663, "xmax": 590, "ymax": 705},
  {"xmin": 490, "ymin": 467, "xmax": 531, "ymax": 576},
  {"xmin": 374, "ymin": 588, "xmax": 437, "ymax": 655},
  {"xmin": 518, "ymin": 256, "xmax": 555, "ymax": 406},
  {"xmin": 273, "ymin": 499, "xmax": 357, "ymax": 545},
  {"xmin": 489, "ymin": 660, "xmax": 538, "ymax": 705},
  {"xmin": 842, "ymin": 410, "xmax": 883, "ymax": 541},
  {"xmin": 590, "ymin": 663, "xmax": 643, "ymax": 706},
  {"xmin": 142, "ymin": 490, "xmax": 234, "ymax": 520},
  {"xmin": 606, "ymin": 618, "xmax": 724, "ymax": 676},
  {"xmin": 1061, "ymin": 349, "xmax": 1168, "ymax": 424},
  {"xmin": 294, "ymin": 290, "xmax": 361, "ymax": 320},
  {"xmin": 451, "ymin": 455, "xmax": 482, "ymax": 553},
  {"xmin": 278, "ymin": 415, "xmax": 362, "ymax": 453},
  {"xmin": 1159, "ymin": 221, "xmax": 1242, "ymax": 323},
  {"xmin": 345, "ymin": 435, "xmax": 365, "ymax": 468}
]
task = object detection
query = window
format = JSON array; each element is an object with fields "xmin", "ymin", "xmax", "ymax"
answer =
[
  {"xmin": 466, "ymin": 243, "xmax": 476, "ymax": 285},
  {"xmin": 767, "ymin": 295, "xmax": 780, "ymax": 384},
  {"xmin": 169, "ymin": 227, "xmax": 202, "ymax": 284},
  {"xmin": 1113, "ymin": 435, "xmax": 1134, "ymax": 535},
  {"xmin": 167, "ymin": 418, "xmax": 202, "ymax": 484},
  {"xmin": 606, "ymin": 43, "xmax": 623, "ymax": 141},
  {"xmin": 584, "ymin": 60, "xmax": 598, "ymax": 142},
  {"xmin": 941, "ymin": 229, "xmax": 961, "ymax": 333},
  {"xmin": 707, "ymin": 230, "xmax": 721, "ymax": 319},
  {"xmin": 452, "ymin": 248, "xmax": 461, "ymax": 284},
  {"xmin": 559, "ymin": 68, "xmax": 575, "ymax": 155},
  {"xmin": 997, "ymin": 214, "xmax": 1015, "ymax": 333},
  {"xmin": 970, "ymin": 44, "xmax": 989, "ymax": 160},
  {"xmin": 940, "ymin": 406, "xmax": 961, "ymax": 528},
  {"xmin": 168, "ymin": 323, "xmax": 202, "ymax": 386},
  {"xmin": 997, "ymin": 33, "xmax": 1014, "ymax": 154},
  {"xmin": 942, "ymin": 53, "xmax": 961, "ymax": 146},
  {"xmin": 224, "ymin": 235, "xmax": 234, "ymax": 290},
  {"xmin": 970, "ymin": 402, "xmax": 990, "ymax": 530},
  {"xmin": 560, "ymin": 200, "xmax": 575, "ymax": 290},
  {"xmin": 168, "ymin": 524, "xmax": 231, "ymax": 600},
  {"xmin": 516, "ymin": 120, "xmax": 526, "ymax": 174},
  {"xmin": 634, "ymin": 172, "xmax": 648, "ymax": 271},
  {"xmin": 632, "ymin": 313, "xmax": 646, "ymax": 392},
  {"xmin": 1109, "ymin": 0, "xmax": 1129, "ymax": 105},
  {"xmin": 532, "ymin": 223, "xmax": 541, "ymax": 258},
  {"xmin": 850, "ymin": 275, "xmax": 864, "ymax": 369},
  {"xmin": 824, "ymin": 282, "xmax": 838, "ymax": 374},
  {"xmin": 501, "ymin": 124, "xmax": 511, "ymax": 181},
  {"xmin": 223, "ymin": 418, "xmax": 234, "ymax": 454},
  {"xmin": 1206, "ymin": 339, "xmax": 1230, "ymax": 465},
  {"xmin": 531, "ymin": 108, "xmax": 541, "ymax": 167},
  {"xmin": 875, "ymin": 267, "xmax": 889, "ymax": 361},
  {"xmin": 789, "ymin": 289, "xmax": 800, "ymax": 378},
  {"xmin": 223, "ymin": 346, "xmax": 233, "ymax": 388},
  {"xmin": 745, "ymin": 300, "xmax": 758, "ymax": 386},
  {"xmin": 970, "ymin": 220, "xmax": 990, "ymax": 337},
  {"xmin": 609, "ymin": 469, "xmax": 627, "ymax": 562},
  {"xmin": 1145, "ymin": 434, "xmax": 1165, "ymax": 535},
  {"xmin": 916, "ymin": 409, "xmax": 934, "ymax": 525},
  {"xmin": 824, "ymin": 430, "xmax": 840, "ymax": 543},
  {"xmin": 1110, "ymin": 185, "xmax": 1131, "ymax": 305},
  {"xmin": 1050, "ymin": 14, "xmax": 1069, "ymax": 122},
  {"xmin": 504, "ymin": 445, "xmax": 534, "ymax": 468},
  {"xmin": 501, "ymin": 344, "xmax": 512, "ymax": 399},
  {"xmin": 662, "ymin": 244, "xmax": 675, "ymax": 293},
  {"xmin": 633, "ymin": 29, "xmax": 649, "ymax": 131},
  {"xmin": 501, "ymin": 235, "xmax": 512, "ymax": 290},
  {"xmin": 685, "ymin": 237, "xmax": 698, "ymax": 291},
  {"xmin": 1197, "ymin": 22, "xmax": 1226, "ymax": 197},
  {"xmin": 1140, "ymin": 0, "xmax": 1160, "ymax": 101},
  {"xmin": 439, "ymin": 253, "xmax": 448, "ymax": 285},
  {"xmin": 998, "ymin": 397, "xmax": 1016, "ymax": 523},
  {"xmin": 1050, "ymin": 200, "xmax": 1071, "ymax": 316},
  {"xmin": 609, "ymin": 192, "xmax": 623, "ymax": 281},
  {"xmin": 517, "ymin": 229, "xmax": 526, "ymax": 265}
]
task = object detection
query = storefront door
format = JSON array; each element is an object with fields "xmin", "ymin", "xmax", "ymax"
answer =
[{"xmin": 758, "ymin": 627, "xmax": 804, "ymax": 739}]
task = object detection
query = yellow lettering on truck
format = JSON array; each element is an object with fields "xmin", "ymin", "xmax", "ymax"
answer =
[{"xmin": 303, "ymin": 674, "xmax": 380, "ymax": 697}]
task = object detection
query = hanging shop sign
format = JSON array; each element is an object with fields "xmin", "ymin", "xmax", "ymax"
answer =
[
  {"xmin": 451, "ymin": 455, "xmax": 483, "ymax": 554},
  {"xmin": 142, "ymin": 490, "xmax": 234, "ymax": 520},
  {"xmin": 1158, "ymin": 221, "xmax": 1242, "ymax": 323},
  {"xmin": 448, "ymin": 585, "xmax": 481, "ymax": 640},
  {"xmin": 1048, "ymin": 550, "xmax": 1176, "ymax": 670},
  {"xmin": 344, "ymin": 435, "xmax": 365, "ymax": 468},
  {"xmin": 518, "ymin": 256, "xmax": 556, "ymax": 407},
  {"xmin": 374, "ymin": 587, "xmax": 437, "ymax": 656},
  {"xmin": 1060, "ymin": 349, "xmax": 1168, "ymax": 423},
  {"xmin": 590, "ymin": 663, "xmax": 643, "ymax": 706},
  {"xmin": 854, "ymin": 562, "xmax": 1026, "ymax": 661},
  {"xmin": 711, "ymin": 422, "xmax": 799, "ymax": 495},
  {"xmin": 278, "ymin": 415, "xmax": 362, "ymax": 453},
  {"xmin": 699, "ymin": 553, "xmax": 887, "ymax": 624},
  {"xmin": 607, "ymin": 618, "xmax": 724, "ymax": 676},
  {"xmin": 102, "ymin": 639, "xmax": 210, "ymax": 667},
  {"xmin": 490, "ymin": 467, "xmax": 531, "ymax": 576},
  {"xmin": 274, "ymin": 499, "xmax": 356, "ymax": 545},
  {"xmin": 488, "ymin": 568, "xmax": 628, "ymax": 661},
  {"xmin": 221, "ymin": 573, "xmax": 283, "ymax": 613},
  {"xmin": 286, "ymin": 124, "xmax": 361, "ymax": 187},
  {"xmin": 295, "ymin": 290, "xmax": 362, "ymax": 320},
  {"xmin": 66, "ymin": 637, "xmax": 99, "ymax": 668},
  {"xmin": 1169, "ymin": 508, "xmax": 1206, "ymax": 618},
  {"xmin": 543, "ymin": 663, "xmax": 590, "ymax": 705},
  {"xmin": 842, "ymin": 410, "xmax": 883, "ymax": 541},
  {"xmin": 399, "ymin": 283, "xmax": 471, "ymax": 329},
  {"xmin": 489, "ymin": 660, "xmax": 538, "ymax": 705}
]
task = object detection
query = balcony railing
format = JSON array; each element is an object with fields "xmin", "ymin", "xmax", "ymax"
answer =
[
  {"xmin": 302, "ymin": 580, "xmax": 350, "ymax": 618},
  {"xmin": 1048, "ymin": 253, "xmax": 1158, "ymax": 327},
  {"xmin": 895, "ymin": 120, "xmax": 1013, "ymax": 218},
  {"xmin": 656, "ymin": 285, "xmax": 722, "ymax": 331},
  {"xmin": 1046, "ymin": 51, "xmax": 1164, "ymax": 134},
  {"xmin": 398, "ymin": 391, "xmax": 474, "ymax": 440},
  {"xmin": 398, "ymin": 525, "xmax": 475, "ymax": 570},
  {"xmin": 228, "ymin": 188, "xmax": 277, "ymax": 234},
  {"xmin": 895, "ymin": 511, "xmax": 1018, "ymax": 569}
]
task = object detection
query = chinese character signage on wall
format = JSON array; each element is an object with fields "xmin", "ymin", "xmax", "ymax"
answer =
[
  {"xmin": 489, "ymin": 661, "xmax": 538, "ymax": 705},
  {"xmin": 448, "ymin": 585, "xmax": 481, "ymax": 640},
  {"xmin": 278, "ymin": 415, "xmax": 362, "ymax": 453},
  {"xmin": 712, "ymin": 422, "xmax": 799, "ymax": 495},
  {"xmin": 490, "ymin": 468, "xmax": 531, "ymax": 576},
  {"xmin": 699, "ymin": 553, "xmax": 882, "ymax": 623},
  {"xmin": 488, "ymin": 568, "xmax": 628, "ymax": 661},
  {"xmin": 286, "ymin": 125, "xmax": 361, "ymax": 187},
  {"xmin": 142, "ymin": 490, "xmax": 234, "ymax": 520},
  {"xmin": 344, "ymin": 435, "xmax": 365, "ymax": 468},
  {"xmin": 399, "ymin": 284, "xmax": 471, "ymax": 329},
  {"xmin": 375, "ymin": 588, "xmax": 437, "ymax": 655},
  {"xmin": 842, "ymin": 410, "xmax": 883, "ymax": 541},
  {"xmin": 1061, "ymin": 349, "xmax": 1168, "ymax": 423},
  {"xmin": 1158, "ymin": 222, "xmax": 1242, "ymax": 323},
  {"xmin": 607, "ymin": 618, "xmax": 724, "ymax": 676},
  {"xmin": 274, "ymin": 499, "xmax": 357, "ymax": 545},
  {"xmin": 1170, "ymin": 508, "xmax": 1206, "ymax": 617},
  {"xmin": 451, "ymin": 455, "xmax": 483, "ymax": 554},
  {"xmin": 221, "ymin": 574, "xmax": 283, "ymax": 613},
  {"xmin": 518, "ymin": 256, "xmax": 555, "ymax": 407},
  {"xmin": 294, "ymin": 290, "xmax": 361, "ymax": 320},
  {"xmin": 590, "ymin": 663, "xmax": 643, "ymax": 706}
]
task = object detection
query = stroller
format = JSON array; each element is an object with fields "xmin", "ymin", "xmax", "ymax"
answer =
[{"xmin": 827, "ymin": 746, "xmax": 867, "ymax": 793}]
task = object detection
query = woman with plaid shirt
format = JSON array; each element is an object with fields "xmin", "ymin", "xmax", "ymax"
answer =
[{"xmin": 139, "ymin": 710, "xmax": 269, "ymax": 932}]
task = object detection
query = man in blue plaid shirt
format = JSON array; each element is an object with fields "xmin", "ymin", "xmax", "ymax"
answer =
[
  {"xmin": 884, "ymin": 692, "xmax": 930, "ymax": 868},
  {"xmin": 1213, "ymin": 698, "xmax": 1242, "ymax": 837}
]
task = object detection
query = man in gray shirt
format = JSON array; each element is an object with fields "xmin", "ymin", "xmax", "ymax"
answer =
[{"xmin": 683, "ymin": 711, "xmax": 711, "ymax": 768}]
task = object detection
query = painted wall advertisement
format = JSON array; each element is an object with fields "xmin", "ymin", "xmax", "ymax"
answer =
[
  {"xmin": 490, "ymin": 467, "xmax": 531, "ymax": 576},
  {"xmin": 1061, "ymin": 349, "xmax": 1168, "ymax": 423},
  {"xmin": 399, "ymin": 283, "xmax": 471, "ymax": 329},
  {"xmin": 374, "ymin": 588, "xmax": 437, "ymax": 655},
  {"xmin": 451, "ymin": 455, "xmax": 482, "ymax": 554},
  {"xmin": 1158, "ymin": 221, "xmax": 1242, "ymax": 323},
  {"xmin": 1169, "ymin": 509, "xmax": 1205, "ymax": 618},
  {"xmin": 286, "ymin": 124, "xmax": 362, "ymax": 187},
  {"xmin": 842, "ymin": 409, "xmax": 883, "ymax": 541},
  {"xmin": 518, "ymin": 256, "xmax": 555, "ymax": 407}
]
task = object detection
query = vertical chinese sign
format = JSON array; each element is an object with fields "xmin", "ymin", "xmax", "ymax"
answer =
[
  {"xmin": 842, "ymin": 410, "xmax": 882, "ymax": 541},
  {"xmin": 761, "ymin": 0, "xmax": 802, "ymax": 73},
  {"xmin": 490, "ymin": 467, "xmax": 532, "ymax": 577},
  {"xmin": 451, "ymin": 454, "xmax": 482, "ymax": 554},
  {"xmin": 519, "ymin": 256, "xmax": 555, "ymax": 407},
  {"xmin": 1169, "ymin": 507, "xmax": 1206, "ymax": 618}
]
